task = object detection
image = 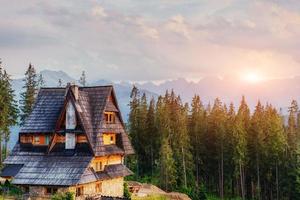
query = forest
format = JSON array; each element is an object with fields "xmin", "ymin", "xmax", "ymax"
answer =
[{"xmin": 127, "ymin": 86, "xmax": 300, "ymax": 200}]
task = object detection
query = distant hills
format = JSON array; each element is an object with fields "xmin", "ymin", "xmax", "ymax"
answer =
[{"xmin": 9, "ymin": 69, "xmax": 300, "ymax": 149}]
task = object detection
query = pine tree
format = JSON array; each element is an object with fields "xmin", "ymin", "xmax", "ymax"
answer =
[
  {"xmin": 264, "ymin": 105, "xmax": 286, "ymax": 199},
  {"xmin": 19, "ymin": 63, "xmax": 38, "ymax": 125},
  {"xmin": 58, "ymin": 78, "xmax": 63, "ymax": 87},
  {"xmin": 79, "ymin": 71, "xmax": 87, "ymax": 86},
  {"xmin": 0, "ymin": 60, "xmax": 18, "ymax": 164},
  {"xmin": 136, "ymin": 93, "xmax": 149, "ymax": 175},
  {"xmin": 38, "ymin": 73, "xmax": 45, "ymax": 87},
  {"xmin": 233, "ymin": 96, "xmax": 250, "ymax": 200},
  {"xmin": 128, "ymin": 86, "xmax": 140, "ymax": 177},
  {"xmin": 248, "ymin": 101, "xmax": 265, "ymax": 199},
  {"xmin": 190, "ymin": 95, "xmax": 206, "ymax": 185},
  {"xmin": 159, "ymin": 136, "xmax": 176, "ymax": 191},
  {"xmin": 146, "ymin": 97, "xmax": 159, "ymax": 176},
  {"xmin": 208, "ymin": 98, "xmax": 226, "ymax": 199},
  {"xmin": 285, "ymin": 100, "xmax": 300, "ymax": 199}
]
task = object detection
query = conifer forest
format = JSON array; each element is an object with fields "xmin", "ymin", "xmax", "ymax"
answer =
[{"xmin": 127, "ymin": 86, "xmax": 300, "ymax": 200}]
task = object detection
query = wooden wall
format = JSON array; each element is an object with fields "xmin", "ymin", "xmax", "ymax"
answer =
[{"xmin": 91, "ymin": 155, "xmax": 122, "ymax": 171}]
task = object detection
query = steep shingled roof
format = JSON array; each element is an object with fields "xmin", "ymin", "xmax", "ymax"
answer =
[
  {"xmin": 20, "ymin": 88, "xmax": 66, "ymax": 133},
  {"xmin": 19, "ymin": 85, "xmax": 134, "ymax": 156}
]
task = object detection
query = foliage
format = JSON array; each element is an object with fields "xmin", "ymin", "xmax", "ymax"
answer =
[
  {"xmin": 124, "ymin": 182, "xmax": 132, "ymax": 199},
  {"xmin": 127, "ymin": 86, "xmax": 300, "ymax": 200},
  {"xmin": 132, "ymin": 195, "xmax": 167, "ymax": 200},
  {"xmin": 51, "ymin": 192, "xmax": 74, "ymax": 200},
  {"xmin": 0, "ymin": 181, "xmax": 23, "ymax": 198},
  {"xmin": 0, "ymin": 59, "xmax": 19, "ymax": 165},
  {"xmin": 79, "ymin": 70, "xmax": 87, "ymax": 86},
  {"xmin": 19, "ymin": 63, "xmax": 39, "ymax": 125}
]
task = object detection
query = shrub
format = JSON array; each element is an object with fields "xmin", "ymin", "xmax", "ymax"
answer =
[
  {"xmin": 51, "ymin": 192, "xmax": 74, "ymax": 200},
  {"xmin": 124, "ymin": 182, "xmax": 132, "ymax": 200}
]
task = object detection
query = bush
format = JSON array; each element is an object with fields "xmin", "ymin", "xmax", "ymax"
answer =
[
  {"xmin": 51, "ymin": 192, "xmax": 74, "ymax": 200},
  {"xmin": 124, "ymin": 182, "xmax": 132, "ymax": 200},
  {"xmin": 0, "ymin": 181, "xmax": 22, "ymax": 197}
]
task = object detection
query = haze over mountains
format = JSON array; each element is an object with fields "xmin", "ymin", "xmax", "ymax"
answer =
[
  {"xmin": 12, "ymin": 70, "xmax": 300, "ymax": 115},
  {"xmin": 9, "ymin": 69, "xmax": 299, "ymax": 149}
]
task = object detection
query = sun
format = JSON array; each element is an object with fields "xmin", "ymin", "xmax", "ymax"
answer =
[{"xmin": 242, "ymin": 72, "xmax": 262, "ymax": 83}]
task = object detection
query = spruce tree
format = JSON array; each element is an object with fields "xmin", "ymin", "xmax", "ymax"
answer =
[
  {"xmin": 19, "ymin": 63, "xmax": 38, "ymax": 125},
  {"xmin": 146, "ymin": 97, "xmax": 158, "ymax": 176},
  {"xmin": 0, "ymin": 60, "xmax": 18, "ymax": 164},
  {"xmin": 38, "ymin": 73, "xmax": 45, "ymax": 87},
  {"xmin": 286, "ymin": 100, "xmax": 300, "ymax": 199},
  {"xmin": 79, "ymin": 71, "xmax": 87, "ymax": 86},
  {"xmin": 128, "ymin": 86, "xmax": 140, "ymax": 177},
  {"xmin": 190, "ymin": 95, "xmax": 206, "ymax": 185},
  {"xmin": 58, "ymin": 78, "xmax": 63, "ymax": 87}
]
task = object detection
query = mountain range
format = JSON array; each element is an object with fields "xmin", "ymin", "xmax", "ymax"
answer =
[{"xmin": 9, "ymin": 69, "xmax": 300, "ymax": 149}]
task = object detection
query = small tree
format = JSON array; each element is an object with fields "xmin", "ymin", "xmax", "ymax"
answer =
[
  {"xmin": 79, "ymin": 71, "xmax": 87, "ymax": 86},
  {"xmin": 19, "ymin": 63, "xmax": 38, "ymax": 125}
]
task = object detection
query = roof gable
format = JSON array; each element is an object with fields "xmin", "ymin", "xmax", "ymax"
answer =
[{"xmin": 19, "ymin": 85, "xmax": 133, "ymax": 156}]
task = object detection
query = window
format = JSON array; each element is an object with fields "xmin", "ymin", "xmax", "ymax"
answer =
[
  {"xmin": 45, "ymin": 187, "xmax": 57, "ymax": 195},
  {"xmin": 103, "ymin": 133, "xmax": 116, "ymax": 145},
  {"xmin": 104, "ymin": 112, "xmax": 115, "ymax": 123},
  {"xmin": 23, "ymin": 186, "xmax": 29, "ymax": 194},
  {"xmin": 95, "ymin": 182, "xmax": 102, "ymax": 193},
  {"xmin": 34, "ymin": 136, "xmax": 40, "ymax": 144},
  {"xmin": 95, "ymin": 161, "xmax": 103, "ymax": 171},
  {"xmin": 76, "ymin": 186, "xmax": 84, "ymax": 197},
  {"xmin": 21, "ymin": 135, "xmax": 32, "ymax": 143}
]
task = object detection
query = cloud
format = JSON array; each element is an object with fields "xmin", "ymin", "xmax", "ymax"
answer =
[
  {"xmin": 91, "ymin": 5, "xmax": 107, "ymax": 17},
  {"xmin": 165, "ymin": 15, "xmax": 190, "ymax": 39},
  {"xmin": 0, "ymin": 0, "xmax": 300, "ymax": 81}
]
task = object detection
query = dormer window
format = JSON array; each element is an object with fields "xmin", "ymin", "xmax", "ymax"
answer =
[
  {"xmin": 103, "ymin": 133, "xmax": 116, "ymax": 145},
  {"xmin": 104, "ymin": 112, "xmax": 115, "ymax": 123}
]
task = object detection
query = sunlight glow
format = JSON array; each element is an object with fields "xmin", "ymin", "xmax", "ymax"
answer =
[{"xmin": 242, "ymin": 72, "xmax": 262, "ymax": 83}]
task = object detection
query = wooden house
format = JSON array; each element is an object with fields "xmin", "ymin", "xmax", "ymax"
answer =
[{"xmin": 1, "ymin": 84, "xmax": 134, "ymax": 199}]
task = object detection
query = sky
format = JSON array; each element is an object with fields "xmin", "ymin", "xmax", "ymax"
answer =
[{"xmin": 1, "ymin": 0, "xmax": 300, "ymax": 82}]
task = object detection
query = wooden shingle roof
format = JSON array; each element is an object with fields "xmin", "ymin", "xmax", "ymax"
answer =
[
  {"xmin": 20, "ymin": 88, "xmax": 66, "ymax": 133},
  {"xmin": 19, "ymin": 85, "xmax": 134, "ymax": 156}
]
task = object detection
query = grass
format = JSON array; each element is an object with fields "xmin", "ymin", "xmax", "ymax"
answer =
[
  {"xmin": 132, "ymin": 195, "xmax": 167, "ymax": 200},
  {"xmin": 207, "ymin": 195, "xmax": 243, "ymax": 200},
  {"xmin": 0, "ymin": 195, "xmax": 17, "ymax": 200}
]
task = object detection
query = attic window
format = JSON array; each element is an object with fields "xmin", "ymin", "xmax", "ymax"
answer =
[
  {"xmin": 104, "ymin": 112, "xmax": 115, "ymax": 123},
  {"xmin": 103, "ymin": 133, "xmax": 116, "ymax": 145}
]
